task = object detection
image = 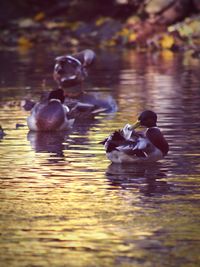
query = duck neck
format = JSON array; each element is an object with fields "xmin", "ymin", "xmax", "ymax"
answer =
[
  {"xmin": 58, "ymin": 85, "xmax": 85, "ymax": 99},
  {"xmin": 145, "ymin": 124, "xmax": 158, "ymax": 133},
  {"xmin": 149, "ymin": 123, "xmax": 157, "ymax": 128}
]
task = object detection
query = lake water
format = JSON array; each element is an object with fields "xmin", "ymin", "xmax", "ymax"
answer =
[{"xmin": 0, "ymin": 47, "xmax": 200, "ymax": 267}]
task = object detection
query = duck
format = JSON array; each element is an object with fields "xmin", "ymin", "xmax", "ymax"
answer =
[
  {"xmin": 53, "ymin": 49, "xmax": 96, "ymax": 88},
  {"xmin": 53, "ymin": 49, "xmax": 117, "ymax": 116},
  {"xmin": 27, "ymin": 89, "xmax": 74, "ymax": 131},
  {"xmin": 22, "ymin": 49, "xmax": 116, "ymax": 121},
  {"xmin": 101, "ymin": 110, "xmax": 169, "ymax": 163}
]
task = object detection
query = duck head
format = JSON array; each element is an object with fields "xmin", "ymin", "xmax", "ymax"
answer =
[
  {"xmin": 53, "ymin": 50, "xmax": 96, "ymax": 89},
  {"xmin": 133, "ymin": 110, "xmax": 157, "ymax": 129},
  {"xmin": 48, "ymin": 88, "xmax": 65, "ymax": 103},
  {"xmin": 53, "ymin": 55, "xmax": 86, "ymax": 88}
]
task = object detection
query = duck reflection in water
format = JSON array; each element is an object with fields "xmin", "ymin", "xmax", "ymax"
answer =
[
  {"xmin": 106, "ymin": 163, "xmax": 170, "ymax": 196},
  {"xmin": 27, "ymin": 131, "xmax": 69, "ymax": 162},
  {"xmin": 27, "ymin": 119, "xmax": 99, "ymax": 163}
]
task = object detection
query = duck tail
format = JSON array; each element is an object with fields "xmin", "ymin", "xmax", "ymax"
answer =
[{"xmin": 99, "ymin": 138, "xmax": 108, "ymax": 145}]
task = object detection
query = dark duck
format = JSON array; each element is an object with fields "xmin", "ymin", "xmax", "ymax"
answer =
[
  {"xmin": 101, "ymin": 110, "xmax": 169, "ymax": 163},
  {"xmin": 27, "ymin": 89, "xmax": 74, "ymax": 131},
  {"xmin": 54, "ymin": 49, "xmax": 95, "ymax": 88},
  {"xmin": 53, "ymin": 49, "xmax": 117, "ymax": 117}
]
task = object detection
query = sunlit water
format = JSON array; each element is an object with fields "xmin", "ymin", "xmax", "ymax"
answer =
[{"xmin": 0, "ymin": 47, "xmax": 200, "ymax": 267}]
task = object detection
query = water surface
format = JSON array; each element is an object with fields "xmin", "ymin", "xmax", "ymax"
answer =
[{"xmin": 0, "ymin": 47, "xmax": 200, "ymax": 267}]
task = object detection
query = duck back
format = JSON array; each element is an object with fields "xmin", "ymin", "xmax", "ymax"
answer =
[{"xmin": 36, "ymin": 101, "xmax": 65, "ymax": 131}]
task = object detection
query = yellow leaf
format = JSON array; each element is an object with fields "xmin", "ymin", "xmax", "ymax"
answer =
[
  {"xmin": 71, "ymin": 22, "xmax": 82, "ymax": 31},
  {"xmin": 118, "ymin": 28, "xmax": 130, "ymax": 37},
  {"xmin": 101, "ymin": 39, "xmax": 116, "ymax": 47},
  {"xmin": 161, "ymin": 50, "xmax": 174, "ymax": 61},
  {"xmin": 44, "ymin": 21, "xmax": 67, "ymax": 29},
  {"xmin": 34, "ymin": 12, "xmax": 45, "ymax": 21},
  {"xmin": 128, "ymin": 32, "xmax": 137, "ymax": 42},
  {"xmin": 64, "ymin": 21, "xmax": 82, "ymax": 31},
  {"xmin": 18, "ymin": 37, "xmax": 33, "ymax": 48},
  {"xmin": 189, "ymin": 20, "xmax": 200, "ymax": 35},
  {"xmin": 18, "ymin": 18, "xmax": 35, "ymax": 28},
  {"xmin": 160, "ymin": 34, "xmax": 174, "ymax": 49},
  {"xmin": 179, "ymin": 25, "xmax": 193, "ymax": 37},
  {"xmin": 126, "ymin": 16, "xmax": 140, "ymax": 25},
  {"xmin": 95, "ymin": 17, "xmax": 110, "ymax": 27},
  {"xmin": 106, "ymin": 39, "xmax": 116, "ymax": 46}
]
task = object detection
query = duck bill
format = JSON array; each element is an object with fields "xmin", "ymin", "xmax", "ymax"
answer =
[{"xmin": 132, "ymin": 120, "xmax": 141, "ymax": 129}]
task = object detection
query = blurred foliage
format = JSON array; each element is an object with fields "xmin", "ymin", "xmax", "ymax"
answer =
[
  {"xmin": 159, "ymin": 34, "xmax": 175, "ymax": 49},
  {"xmin": 144, "ymin": 0, "xmax": 175, "ymax": 15},
  {"xmin": 0, "ymin": 0, "xmax": 200, "ymax": 54}
]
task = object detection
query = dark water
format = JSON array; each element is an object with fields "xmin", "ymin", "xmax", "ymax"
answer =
[{"xmin": 0, "ymin": 47, "xmax": 200, "ymax": 267}]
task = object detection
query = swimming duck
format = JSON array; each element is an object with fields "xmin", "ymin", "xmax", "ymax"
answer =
[
  {"xmin": 53, "ymin": 49, "xmax": 117, "ymax": 115},
  {"xmin": 23, "ymin": 88, "xmax": 109, "ymax": 123},
  {"xmin": 27, "ymin": 89, "xmax": 74, "ymax": 131},
  {"xmin": 53, "ymin": 49, "xmax": 96, "ymax": 88},
  {"xmin": 22, "ymin": 49, "xmax": 116, "ymax": 121},
  {"xmin": 101, "ymin": 110, "xmax": 169, "ymax": 163}
]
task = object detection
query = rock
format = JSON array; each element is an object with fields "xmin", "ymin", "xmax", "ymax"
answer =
[
  {"xmin": 155, "ymin": 0, "xmax": 192, "ymax": 25},
  {"xmin": 168, "ymin": 15, "xmax": 200, "ymax": 39},
  {"xmin": 17, "ymin": 18, "xmax": 38, "ymax": 28},
  {"xmin": 145, "ymin": 0, "xmax": 175, "ymax": 15}
]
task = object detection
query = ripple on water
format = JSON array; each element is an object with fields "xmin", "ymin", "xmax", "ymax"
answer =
[{"xmin": 0, "ymin": 49, "xmax": 200, "ymax": 267}]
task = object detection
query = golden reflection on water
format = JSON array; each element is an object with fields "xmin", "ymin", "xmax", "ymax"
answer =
[{"xmin": 0, "ymin": 50, "xmax": 200, "ymax": 267}]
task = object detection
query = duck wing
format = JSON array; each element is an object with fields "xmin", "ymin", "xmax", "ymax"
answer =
[
  {"xmin": 73, "ymin": 49, "xmax": 96, "ymax": 67},
  {"xmin": 79, "ymin": 93, "xmax": 117, "ymax": 113},
  {"xmin": 116, "ymin": 141, "xmax": 147, "ymax": 158},
  {"xmin": 67, "ymin": 101, "xmax": 107, "ymax": 120},
  {"xmin": 102, "ymin": 130, "xmax": 136, "ymax": 152}
]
